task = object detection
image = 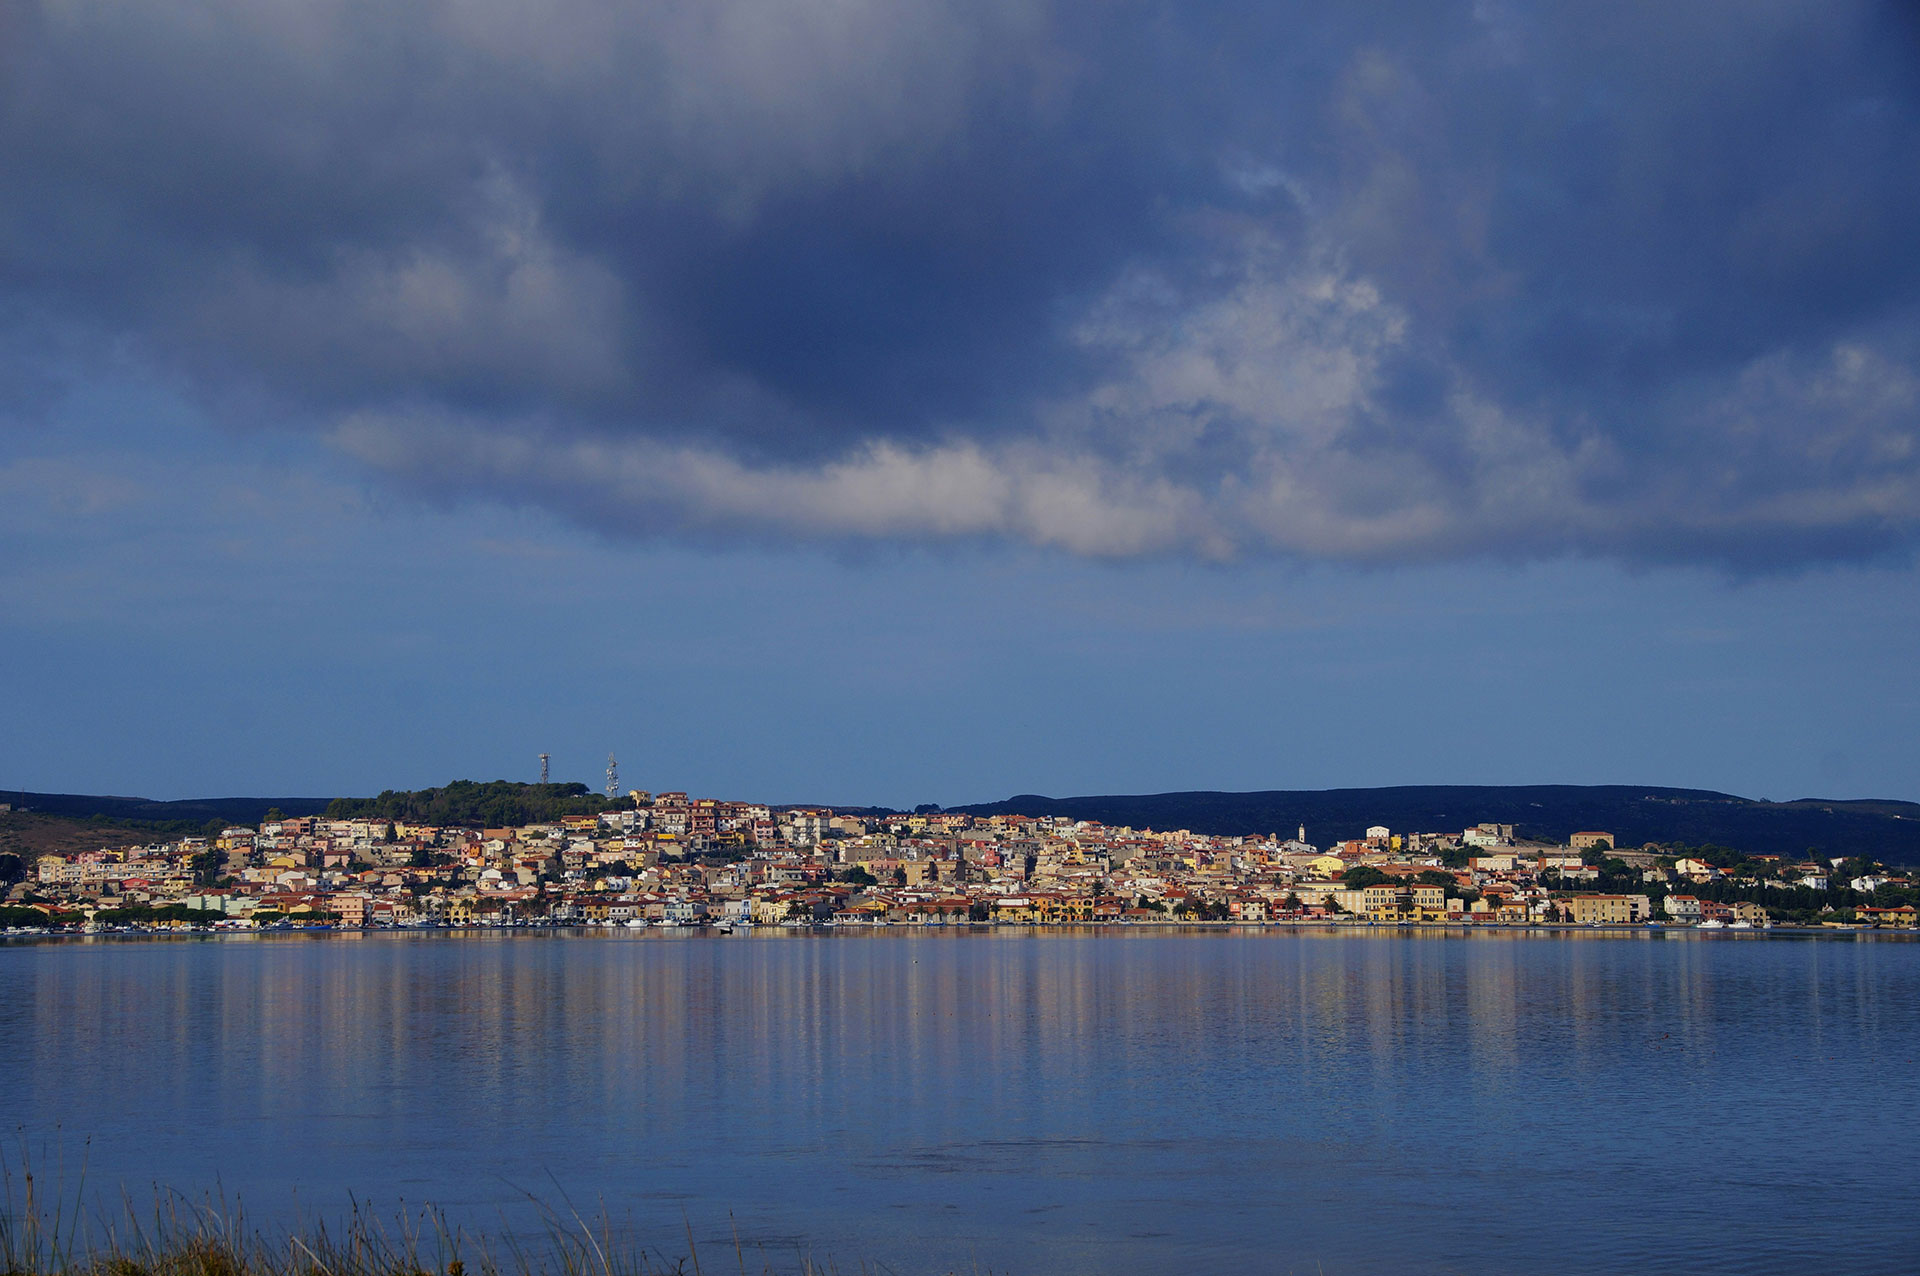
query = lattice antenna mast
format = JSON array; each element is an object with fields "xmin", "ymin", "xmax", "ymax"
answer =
[
  {"xmin": 539, "ymin": 753, "xmax": 551, "ymax": 785},
  {"xmin": 606, "ymin": 753, "xmax": 619, "ymax": 798}
]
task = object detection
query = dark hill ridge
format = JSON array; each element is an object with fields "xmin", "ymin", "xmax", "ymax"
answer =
[
  {"xmin": 952, "ymin": 785, "xmax": 1920, "ymax": 863},
  {"xmin": 7, "ymin": 783, "xmax": 1919, "ymax": 863},
  {"xmin": 0, "ymin": 790, "xmax": 334, "ymax": 826}
]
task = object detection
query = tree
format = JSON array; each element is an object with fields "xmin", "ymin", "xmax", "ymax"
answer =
[
  {"xmin": 1175, "ymin": 897, "xmax": 1227, "ymax": 921},
  {"xmin": 0, "ymin": 853, "xmax": 24, "ymax": 886},
  {"xmin": 325, "ymin": 780, "xmax": 616, "ymax": 828},
  {"xmin": 1341, "ymin": 865, "xmax": 1389, "ymax": 889},
  {"xmin": 265, "ymin": 808, "xmax": 285, "ymax": 822},
  {"xmin": 1834, "ymin": 856, "xmax": 1875, "ymax": 884},
  {"xmin": 189, "ymin": 848, "xmax": 223, "ymax": 888}
]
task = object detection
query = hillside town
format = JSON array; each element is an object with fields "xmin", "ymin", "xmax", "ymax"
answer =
[{"xmin": 5, "ymin": 789, "xmax": 1919, "ymax": 933}]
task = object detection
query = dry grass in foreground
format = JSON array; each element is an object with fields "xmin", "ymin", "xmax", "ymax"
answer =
[{"xmin": 0, "ymin": 1164, "xmax": 981, "ymax": 1276}]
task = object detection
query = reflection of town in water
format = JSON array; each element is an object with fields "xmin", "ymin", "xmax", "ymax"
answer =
[{"xmin": 7, "ymin": 930, "xmax": 1917, "ymax": 1276}]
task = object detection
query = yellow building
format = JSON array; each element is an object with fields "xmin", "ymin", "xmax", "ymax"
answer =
[
  {"xmin": 1564, "ymin": 894, "xmax": 1650, "ymax": 924},
  {"xmin": 1331, "ymin": 882, "xmax": 1449, "ymax": 921}
]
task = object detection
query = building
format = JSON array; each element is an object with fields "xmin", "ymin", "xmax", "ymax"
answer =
[
  {"xmin": 1565, "ymin": 894, "xmax": 1652, "ymax": 925},
  {"xmin": 1570, "ymin": 831, "xmax": 1615, "ymax": 851},
  {"xmin": 1664, "ymin": 895, "xmax": 1703, "ymax": 921}
]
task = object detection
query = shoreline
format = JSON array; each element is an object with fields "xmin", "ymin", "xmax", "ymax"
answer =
[{"xmin": 3, "ymin": 919, "xmax": 1912, "ymax": 941}]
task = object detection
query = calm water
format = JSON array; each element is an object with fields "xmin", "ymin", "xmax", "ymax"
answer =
[{"xmin": 2, "ymin": 929, "xmax": 1917, "ymax": 1274}]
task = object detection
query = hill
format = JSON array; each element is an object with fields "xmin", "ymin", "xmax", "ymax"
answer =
[
  {"xmin": 9, "ymin": 781, "xmax": 1919, "ymax": 863},
  {"xmin": 0, "ymin": 789, "xmax": 333, "ymax": 827},
  {"xmin": 0, "ymin": 809, "xmax": 169, "ymax": 866},
  {"xmin": 2, "ymin": 781, "xmax": 623, "ymax": 833},
  {"xmin": 951, "ymin": 784, "xmax": 1920, "ymax": 863}
]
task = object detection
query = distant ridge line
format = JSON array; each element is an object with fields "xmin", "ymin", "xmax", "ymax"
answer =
[
  {"xmin": 5, "ymin": 782, "xmax": 1917, "ymax": 862},
  {"xmin": 950, "ymin": 783, "xmax": 1920, "ymax": 862},
  {"xmin": 0, "ymin": 791, "xmax": 334, "ymax": 826}
]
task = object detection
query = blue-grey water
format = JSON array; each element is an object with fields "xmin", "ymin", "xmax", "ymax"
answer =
[{"xmin": 3, "ymin": 929, "xmax": 1917, "ymax": 1274}]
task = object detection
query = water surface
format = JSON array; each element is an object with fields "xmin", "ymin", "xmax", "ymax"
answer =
[{"xmin": 3, "ymin": 929, "xmax": 1915, "ymax": 1274}]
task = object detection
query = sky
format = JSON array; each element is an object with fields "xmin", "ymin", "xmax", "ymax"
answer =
[{"xmin": 3, "ymin": 0, "xmax": 1918, "ymax": 807}]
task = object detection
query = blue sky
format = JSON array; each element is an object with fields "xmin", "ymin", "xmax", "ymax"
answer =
[{"xmin": 3, "ymin": 1, "xmax": 1918, "ymax": 805}]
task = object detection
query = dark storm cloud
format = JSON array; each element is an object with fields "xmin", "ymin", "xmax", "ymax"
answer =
[{"xmin": 2, "ymin": 0, "xmax": 1917, "ymax": 564}]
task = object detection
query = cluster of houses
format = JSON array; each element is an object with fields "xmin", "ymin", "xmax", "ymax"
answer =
[{"xmin": 11, "ymin": 794, "xmax": 1918, "ymax": 931}]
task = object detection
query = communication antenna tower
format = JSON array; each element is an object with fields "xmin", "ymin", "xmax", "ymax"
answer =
[
  {"xmin": 539, "ymin": 753, "xmax": 551, "ymax": 785},
  {"xmin": 606, "ymin": 753, "xmax": 619, "ymax": 798}
]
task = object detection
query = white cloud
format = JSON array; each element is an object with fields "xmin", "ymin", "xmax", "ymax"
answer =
[
  {"xmin": 7, "ymin": 0, "xmax": 1919, "ymax": 571},
  {"xmin": 328, "ymin": 231, "xmax": 1920, "ymax": 568}
]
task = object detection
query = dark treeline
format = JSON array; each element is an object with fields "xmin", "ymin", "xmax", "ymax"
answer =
[
  {"xmin": 324, "ymin": 781, "xmax": 623, "ymax": 828},
  {"xmin": 0, "ymin": 791, "xmax": 333, "ymax": 826},
  {"xmin": 954, "ymin": 786, "xmax": 1920, "ymax": 862}
]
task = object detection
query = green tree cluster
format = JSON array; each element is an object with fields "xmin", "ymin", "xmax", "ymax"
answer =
[
  {"xmin": 189, "ymin": 848, "xmax": 224, "ymax": 887},
  {"xmin": 1548, "ymin": 855, "xmax": 1914, "ymax": 924},
  {"xmin": 325, "ymin": 780, "xmax": 623, "ymax": 828},
  {"xmin": 1174, "ymin": 897, "xmax": 1229, "ymax": 921}
]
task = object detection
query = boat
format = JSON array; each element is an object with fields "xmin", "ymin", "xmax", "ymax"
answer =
[
  {"xmin": 1728, "ymin": 920, "xmax": 1753, "ymax": 929},
  {"xmin": 1697, "ymin": 919, "xmax": 1726, "ymax": 929}
]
